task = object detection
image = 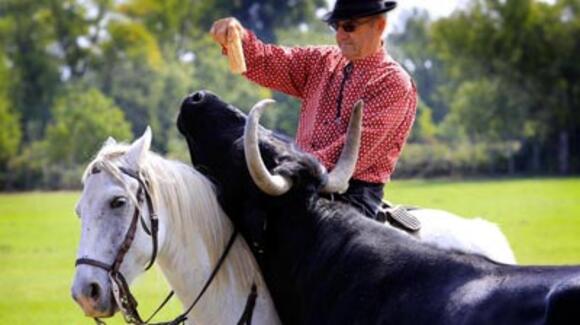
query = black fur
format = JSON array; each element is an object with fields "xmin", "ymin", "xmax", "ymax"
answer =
[{"xmin": 177, "ymin": 90, "xmax": 580, "ymax": 325}]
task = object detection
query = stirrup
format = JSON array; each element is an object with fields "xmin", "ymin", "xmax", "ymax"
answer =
[{"xmin": 377, "ymin": 201, "xmax": 421, "ymax": 233}]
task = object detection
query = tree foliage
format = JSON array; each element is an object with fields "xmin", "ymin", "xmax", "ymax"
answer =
[
  {"xmin": 44, "ymin": 87, "xmax": 132, "ymax": 167},
  {"xmin": 197, "ymin": 0, "xmax": 328, "ymax": 42},
  {"xmin": 414, "ymin": 0, "xmax": 579, "ymax": 174},
  {"xmin": 0, "ymin": 56, "xmax": 21, "ymax": 165},
  {"xmin": 1, "ymin": 0, "xmax": 578, "ymax": 189}
]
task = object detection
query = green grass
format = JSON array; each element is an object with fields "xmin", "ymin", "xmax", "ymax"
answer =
[
  {"xmin": 0, "ymin": 192, "xmax": 180, "ymax": 324},
  {"xmin": 1, "ymin": 178, "xmax": 579, "ymax": 323},
  {"xmin": 387, "ymin": 177, "xmax": 580, "ymax": 264}
]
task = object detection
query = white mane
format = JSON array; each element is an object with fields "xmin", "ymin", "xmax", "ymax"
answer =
[{"xmin": 83, "ymin": 142, "xmax": 259, "ymax": 294}]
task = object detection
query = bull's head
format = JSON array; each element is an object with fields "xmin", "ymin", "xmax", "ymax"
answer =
[
  {"xmin": 177, "ymin": 90, "xmax": 362, "ymax": 197},
  {"xmin": 177, "ymin": 90, "xmax": 247, "ymax": 178},
  {"xmin": 178, "ymin": 90, "xmax": 320, "ymax": 251}
]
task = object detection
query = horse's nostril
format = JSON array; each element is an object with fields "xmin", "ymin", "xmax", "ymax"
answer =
[{"xmin": 89, "ymin": 282, "xmax": 101, "ymax": 301}]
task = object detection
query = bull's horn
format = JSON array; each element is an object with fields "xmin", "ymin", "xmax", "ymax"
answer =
[
  {"xmin": 321, "ymin": 100, "xmax": 363, "ymax": 194},
  {"xmin": 244, "ymin": 99, "xmax": 293, "ymax": 196}
]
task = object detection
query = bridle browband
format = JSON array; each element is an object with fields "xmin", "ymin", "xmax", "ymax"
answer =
[{"xmin": 75, "ymin": 166, "xmax": 254, "ymax": 325}]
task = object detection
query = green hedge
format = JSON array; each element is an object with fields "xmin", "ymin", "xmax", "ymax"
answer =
[{"xmin": 395, "ymin": 141, "xmax": 520, "ymax": 178}]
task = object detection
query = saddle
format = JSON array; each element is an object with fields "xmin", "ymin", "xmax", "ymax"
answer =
[{"xmin": 376, "ymin": 200, "xmax": 421, "ymax": 233}]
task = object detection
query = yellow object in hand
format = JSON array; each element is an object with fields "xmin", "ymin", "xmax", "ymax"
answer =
[{"xmin": 227, "ymin": 28, "xmax": 247, "ymax": 74}]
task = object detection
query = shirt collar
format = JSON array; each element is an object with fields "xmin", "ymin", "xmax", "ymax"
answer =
[{"xmin": 350, "ymin": 46, "xmax": 388, "ymax": 69}]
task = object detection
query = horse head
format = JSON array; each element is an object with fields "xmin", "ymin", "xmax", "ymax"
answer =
[{"xmin": 71, "ymin": 127, "xmax": 162, "ymax": 319}]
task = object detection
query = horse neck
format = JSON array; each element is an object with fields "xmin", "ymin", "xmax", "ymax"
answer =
[{"xmin": 147, "ymin": 158, "xmax": 264, "ymax": 324}]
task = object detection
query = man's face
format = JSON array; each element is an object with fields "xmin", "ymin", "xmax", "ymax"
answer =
[{"xmin": 331, "ymin": 15, "xmax": 386, "ymax": 61}]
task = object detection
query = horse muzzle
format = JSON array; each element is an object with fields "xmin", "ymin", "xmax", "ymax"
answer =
[{"xmin": 71, "ymin": 270, "xmax": 117, "ymax": 318}]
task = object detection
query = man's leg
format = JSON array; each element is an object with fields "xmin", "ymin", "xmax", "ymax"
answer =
[{"xmin": 336, "ymin": 180, "xmax": 384, "ymax": 220}]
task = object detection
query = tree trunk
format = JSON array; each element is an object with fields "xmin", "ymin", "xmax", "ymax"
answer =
[
  {"xmin": 558, "ymin": 131, "xmax": 570, "ymax": 174},
  {"xmin": 532, "ymin": 142, "xmax": 541, "ymax": 173},
  {"xmin": 508, "ymin": 153, "xmax": 515, "ymax": 175}
]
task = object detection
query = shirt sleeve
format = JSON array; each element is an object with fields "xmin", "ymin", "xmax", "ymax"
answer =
[
  {"xmin": 231, "ymin": 30, "xmax": 326, "ymax": 99},
  {"xmin": 312, "ymin": 77, "xmax": 417, "ymax": 178}
]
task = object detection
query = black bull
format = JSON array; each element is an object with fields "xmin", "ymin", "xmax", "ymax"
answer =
[{"xmin": 177, "ymin": 90, "xmax": 580, "ymax": 325}]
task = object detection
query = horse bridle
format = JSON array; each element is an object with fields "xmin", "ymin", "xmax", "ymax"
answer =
[
  {"xmin": 75, "ymin": 166, "xmax": 162, "ymax": 324},
  {"xmin": 75, "ymin": 166, "xmax": 255, "ymax": 325}
]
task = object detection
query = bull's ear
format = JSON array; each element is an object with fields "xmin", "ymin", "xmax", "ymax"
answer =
[
  {"xmin": 124, "ymin": 126, "xmax": 152, "ymax": 169},
  {"xmin": 103, "ymin": 136, "xmax": 117, "ymax": 147}
]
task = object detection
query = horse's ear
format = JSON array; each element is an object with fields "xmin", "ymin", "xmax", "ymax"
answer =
[
  {"xmin": 124, "ymin": 126, "xmax": 152, "ymax": 169},
  {"xmin": 104, "ymin": 136, "xmax": 117, "ymax": 147}
]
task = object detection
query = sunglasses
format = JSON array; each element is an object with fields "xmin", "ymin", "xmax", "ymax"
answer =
[{"xmin": 329, "ymin": 17, "xmax": 376, "ymax": 33}]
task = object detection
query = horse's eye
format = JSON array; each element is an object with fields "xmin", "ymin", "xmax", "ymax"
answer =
[{"xmin": 110, "ymin": 196, "xmax": 127, "ymax": 209}]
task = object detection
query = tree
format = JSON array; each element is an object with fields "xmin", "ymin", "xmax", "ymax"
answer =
[
  {"xmin": 193, "ymin": 0, "xmax": 328, "ymax": 42},
  {"xmin": 0, "ymin": 0, "xmax": 61, "ymax": 140},
  {"xmin": 44, "ymin": 0, "xmax": 110, "ymax": 80},
  {"xmin": 116, "ymin": 0, "xmax": 206, "ymax": 59},
  {"xmin": 0, "ymin": 53, "xmax": 21, "ymax": 167},
  {"xmin": 408, "ymin": 101, "xmax": 437, "ymax": 144},
  {"xmin": 118, "ymin": 0, "xmax": 327, "ymax": 45},
  {"xmin": 6, "ymin": 87, "xmax": 132, "ymax": 189},
  {"xmin": 44, "ymin": 87, "xmax": 132, "ymax": 167},
  {"xmin": 431, "ymin": 0, "xmax": 580, "ymax": 173},
  {"xmin": 388, "ymin": 9, "xmax": 449, "ymax": 123},
  {"xmin": 91, "ymin": 19, "xmax": 170, "ymax": 150}
]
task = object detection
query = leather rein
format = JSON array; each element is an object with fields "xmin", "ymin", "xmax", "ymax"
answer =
[{"xmin": 75, "ymin": 166, "xmax": 253, "ymax": 325}]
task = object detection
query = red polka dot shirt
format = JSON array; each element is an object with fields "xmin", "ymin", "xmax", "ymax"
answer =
[{"xmin": 239, "ymin": 31, "xmax": 417, "ymax": 184}]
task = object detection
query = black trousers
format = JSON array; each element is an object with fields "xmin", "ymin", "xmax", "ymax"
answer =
[{"xmin": 329, "ymin": 179, "xmax": 385, "ymax": 220}]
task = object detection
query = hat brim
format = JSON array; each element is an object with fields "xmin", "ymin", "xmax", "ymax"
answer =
[{"xmin": 322, "ymin": 2, "xmax": 397, "ymax": 23}]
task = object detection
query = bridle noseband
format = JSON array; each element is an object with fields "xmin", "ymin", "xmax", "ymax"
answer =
[{"xmin": 75, "ymin": 166, "xmax": 255, "ymax": 325}]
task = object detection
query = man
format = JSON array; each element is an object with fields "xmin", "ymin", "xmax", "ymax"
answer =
[{"xmin": 210, "ymin": 0, "xmax": 417, "ymax": 220}]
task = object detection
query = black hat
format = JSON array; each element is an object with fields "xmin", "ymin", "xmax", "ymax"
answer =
[{"xmin": 323, "ymin": 0, "xmax": 397, "ymax": 22}]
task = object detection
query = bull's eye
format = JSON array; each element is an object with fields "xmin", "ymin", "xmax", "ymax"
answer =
[{"xmin": 110, "ymin": 196, "xmax": 127, "ymax": 209}]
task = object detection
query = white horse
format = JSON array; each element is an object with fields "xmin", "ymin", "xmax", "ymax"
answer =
[
  {"xmin": 390, "ymin": 209, "xmax": 516, "ymax": 264},
  {"xmin": 71, "ymin": 128, "xmax": 515, "ymax": 324},
  {"xmin": 71, "ymin": 127, "xmax": 280, "ymax": 324}
]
